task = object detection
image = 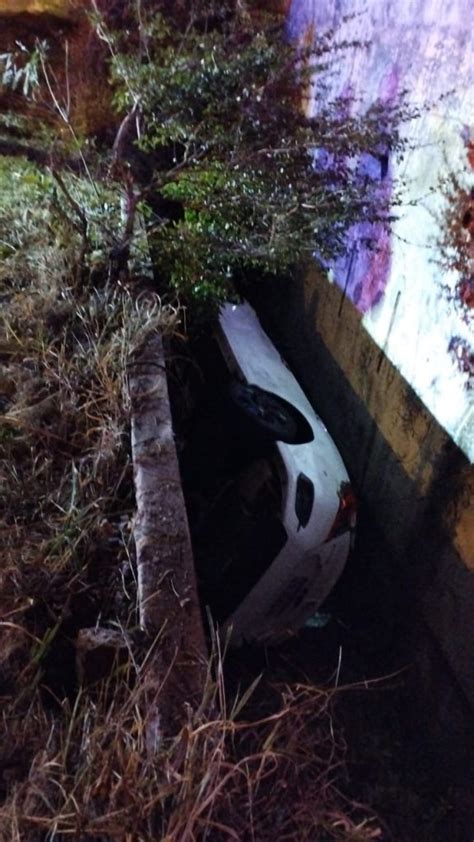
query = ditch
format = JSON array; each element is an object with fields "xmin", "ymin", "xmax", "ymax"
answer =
[{"xmin": 167, "ymin": 329, "xmax": 473, "ymax": 842}]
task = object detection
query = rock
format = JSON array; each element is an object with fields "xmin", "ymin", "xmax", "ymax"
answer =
[{"xmin": 76, "ymin": 627, "xmax": 131, "ymax": 686}]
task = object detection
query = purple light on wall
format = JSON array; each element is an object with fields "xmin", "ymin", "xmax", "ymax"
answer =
[
  {"xmin": 330, "ymin": 64, "xmax": 401, "ymax": 313},
  {"xmin": 287, "ymin": 0, "xmax": 402, "ymax": 313}
]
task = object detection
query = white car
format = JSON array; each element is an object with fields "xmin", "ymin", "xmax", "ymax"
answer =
[{"xmin": 193, "ymin": 301, "xmax": 356, "ymax": 646}]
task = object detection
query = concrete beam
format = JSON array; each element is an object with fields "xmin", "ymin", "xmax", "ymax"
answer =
[{"xmin": 128, "ymin": 330, "xmax": 207, "ymax": 744}]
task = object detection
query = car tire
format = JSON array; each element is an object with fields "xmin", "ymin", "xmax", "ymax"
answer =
[{"xmin": 228, "ymin": 381, "xmax": 300, "ymax": 443}]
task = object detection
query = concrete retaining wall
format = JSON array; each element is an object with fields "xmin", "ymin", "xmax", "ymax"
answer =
[{"xmin": 255, "ymin": 265, "xmax": 474, "ymax": 775}]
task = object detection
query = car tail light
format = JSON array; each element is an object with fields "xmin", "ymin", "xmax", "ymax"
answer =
[
  {"xmin": 325, "ymin": 481, "xmax": 356, "ymax": 542},
  {"xmin": 295, "ymin": 473, "xmax": 314, "ymax": 529}
]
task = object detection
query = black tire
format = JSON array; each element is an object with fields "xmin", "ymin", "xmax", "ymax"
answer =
[{"xmin": 228, "ymin": 381, "xmax": 299, "ymax": 443}]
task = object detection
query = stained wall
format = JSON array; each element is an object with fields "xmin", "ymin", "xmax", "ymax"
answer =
[{"xmin": 288, "ymin": 0, "xmax": 474, "ymax": 462}]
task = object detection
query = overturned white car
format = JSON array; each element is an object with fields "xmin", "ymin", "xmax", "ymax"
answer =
[{"xmin": 190, "ymin": 301, "xmax": 356, "ymax": 646}]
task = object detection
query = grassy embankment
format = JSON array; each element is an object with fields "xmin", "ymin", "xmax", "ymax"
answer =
[{"xmin": 0, "ymin": 156, "xmax": 382, "ymax": 840}]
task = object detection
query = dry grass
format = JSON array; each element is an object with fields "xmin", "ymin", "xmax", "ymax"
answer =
[
  {"xmin": 0, "ymin": 156, "xmax": 382, "ymax": 841},
  {"xmin": 0, "ymin": 646, "xmax": 383, "ymax": 842},
  {"xmin": 0, "ymin": 157, "xmax": 176, "ymax": 640}
]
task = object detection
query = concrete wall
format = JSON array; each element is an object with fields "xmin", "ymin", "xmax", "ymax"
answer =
[
  {"xmin": 278, "ymin": 0, "xmax": 474, "ymax": 774},
  {"xmin": 256, "ymin": 264, "xmax": 474, "ymax": 774},
  {"xmin": 287, "ymin": 0, "xmax": 474, "ymax": 462}
]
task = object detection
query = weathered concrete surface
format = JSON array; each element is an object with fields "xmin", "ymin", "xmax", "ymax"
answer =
[{"xmin": 128, "ymin": 331, "xmax": 207, "ymax": 739}]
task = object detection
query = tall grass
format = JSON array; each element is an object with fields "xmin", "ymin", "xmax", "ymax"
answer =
[
  {"xmin": 0, "ymin": 156, "xmax": 382, "ymax": 841},
  {"xmin": 0, "ymin": 644, "xmax": 383, "ymax": 841}
]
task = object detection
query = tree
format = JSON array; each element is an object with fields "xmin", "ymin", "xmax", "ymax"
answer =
[
  {"xmin": 100, "ymin": 0, "xmax": 411, "ymax": 316},
  {"xmin": 1, "ymin": 0, "xmax": 413, "ymax": 321}
]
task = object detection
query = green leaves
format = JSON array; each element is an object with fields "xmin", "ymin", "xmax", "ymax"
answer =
[
  {"xmin": 0, "ymin": 40, "xmax": 46, "ymax": 97},
  {"xmin": 102, "ymin": 1, "xmax": 414, "ymax": 316}
]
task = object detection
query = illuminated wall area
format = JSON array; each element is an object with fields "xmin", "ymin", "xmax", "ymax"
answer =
[
  {"xmin": 250, "ymin": 0, "xmax": 474, "ymax": 766},
  {"xmin": 288, "ymin": 0, "xmax": 474, "ymax": 462}
]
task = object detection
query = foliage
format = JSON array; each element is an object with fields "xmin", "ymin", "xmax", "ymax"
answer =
[
  {"xmin": 0, "ymin": 141, "xmax": 381, "ymax": 840},
  {"xmin": 437, "ymin": 173, "xmax": 474, "ymax": 316},
  {"xmin": 1, "ymin": 638, "xmax": 383, "ymax": 841},
  {"xmin": 0, "ymin": 39, "xmax": 45, "ymax": 97},
  {"xmin": 0, "ymin": 154, "xmax": 380, "ymax": 839},
  {"xmin": 0, "ymin": 156, "xmax": 176, "ymax": 638},
  {"xmin": 0, "ymin": 2, "xmax": 414, "ymax": 319},
  {"xmin": 436, "ymin": 173, "xmax": 473, "ymax": 387},
  {"xmin": 0, "ymin": 7, "xmax": 420, "ymax": 839},
  {"xmin": 96, "ymin": 0, "xmax": 414, "ymax": 314}
]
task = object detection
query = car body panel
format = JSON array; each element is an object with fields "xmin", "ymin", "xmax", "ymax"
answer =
[{"xmin": 216, "ymin": 301, "xmax": 354, "ymax": 645}]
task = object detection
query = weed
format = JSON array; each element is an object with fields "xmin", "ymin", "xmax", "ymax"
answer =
[
  {"xmin": 0, "ymin": 644, "xmax": 382, "ymax": 842},
  {"xmin": 0, "ymin": 150, "xmax": 382, "ymax": 840}
]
